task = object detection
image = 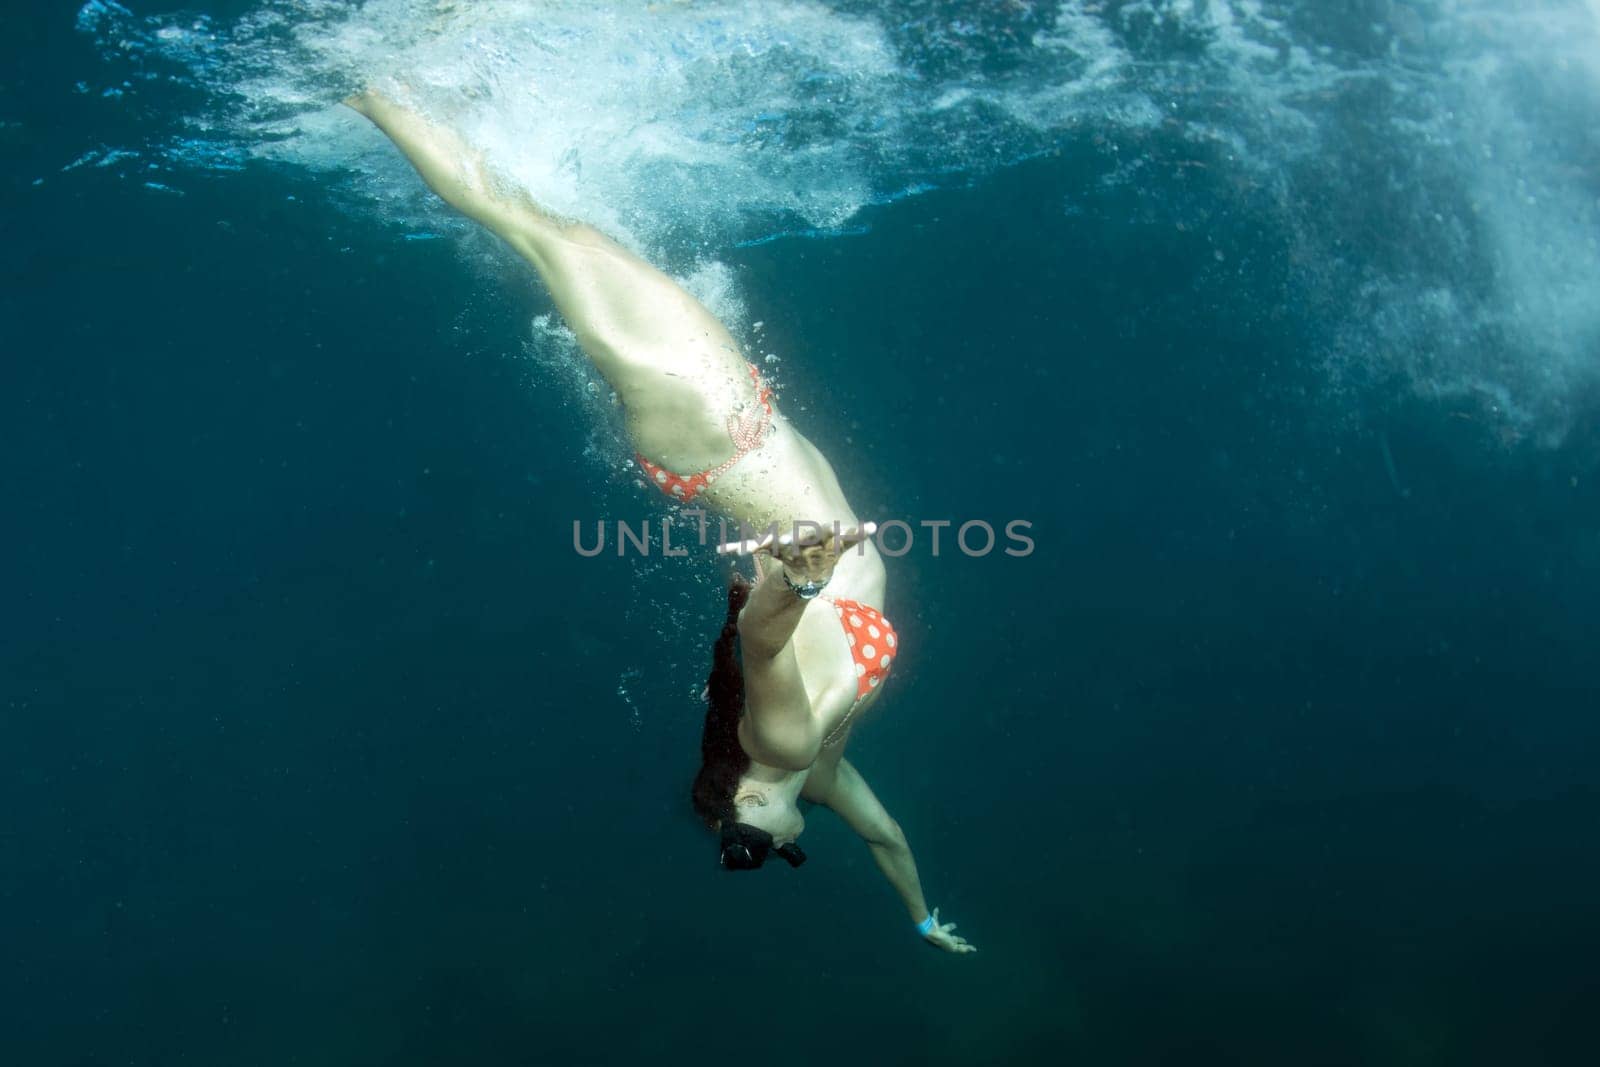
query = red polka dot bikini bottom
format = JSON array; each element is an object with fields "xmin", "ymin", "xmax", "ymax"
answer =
[{"xmin": 636, "ymin": 363, "xmax": 772, "ymax": 503}]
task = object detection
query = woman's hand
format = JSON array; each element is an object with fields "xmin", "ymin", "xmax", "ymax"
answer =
[
  {"xmin": 921, "ymin": 908, "xmax": 977, "ymax": 954},
  {"xmin": 717, "ymin": 521, "xmax": 877, "ymax": 582}
]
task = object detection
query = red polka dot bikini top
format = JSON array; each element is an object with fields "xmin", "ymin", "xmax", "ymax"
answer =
[
  {"xmin": 828, "ymin": 597, "xmax": 897, "ymax": 700},
  {"xmin": 636, "ymin": 364, "xmax": 773, "ymax": 502},
  {"xmin": 737, "ymin": 557, "xmax": 899, "ymax": 747},
  {"xmin": 818, "ymin": 596, "xmax": 898, "ymax": 748}
]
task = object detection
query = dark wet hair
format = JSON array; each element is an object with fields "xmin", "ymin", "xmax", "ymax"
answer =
[{"xmin": 691, "ymin": 577, "xmax": 752, "ymax": 828}]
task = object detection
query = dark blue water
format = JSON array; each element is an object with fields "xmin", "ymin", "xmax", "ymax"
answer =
[{"xmin": 5, "ymin": 3, "xmax": 1600, "ymax": 1065}]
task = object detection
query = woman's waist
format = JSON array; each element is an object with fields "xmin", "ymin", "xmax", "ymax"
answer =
[{"xmin": 703, "ymin": 421, "xmax": 859, "ymax": 526}]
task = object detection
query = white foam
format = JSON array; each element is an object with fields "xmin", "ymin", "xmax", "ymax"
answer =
[
  {"xmin": 1334, "ymin": 0, "xmax": 1600, "ymax": 444},
  {"xmin": 75, "ymin": 0, "xmax": 1600, "ymax": 447}
]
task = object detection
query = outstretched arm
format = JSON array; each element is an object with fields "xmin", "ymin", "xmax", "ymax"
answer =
[{"xmin": 821, "ymin": 759, "xmax": 976, "ymax": 954}]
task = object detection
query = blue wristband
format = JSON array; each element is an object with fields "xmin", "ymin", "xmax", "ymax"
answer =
[{"xmin": 916, "ymin": 913, "xmax": 936, "ymax": 937}]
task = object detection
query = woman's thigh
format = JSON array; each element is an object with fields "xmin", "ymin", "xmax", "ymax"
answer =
[{"xmin": 506, "ymin": 220, "xmax": 752, "ymax": 461}]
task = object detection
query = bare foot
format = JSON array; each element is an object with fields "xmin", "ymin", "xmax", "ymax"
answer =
[{"xmin": 342, "ymin": 89, "xmax": 378, "ymax": 118}]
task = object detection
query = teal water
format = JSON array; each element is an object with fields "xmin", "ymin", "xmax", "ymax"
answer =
[{"xmin": 4, "ymin": 3, "xmax": 1599, "ymax": 1065}]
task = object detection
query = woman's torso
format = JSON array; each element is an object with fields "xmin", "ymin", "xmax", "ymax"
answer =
[
  {"xmin": 635, "ymin": 397, "xmax": 894, "ymax": 785},
  {"xmin": 714, "ymin": 409, "xmax": 890, "ymax": 707}
]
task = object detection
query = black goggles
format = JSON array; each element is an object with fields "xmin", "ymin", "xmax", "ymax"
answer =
[{"xmin": 719, "ymin": 821, "xmax": 807, "ymax": 871}]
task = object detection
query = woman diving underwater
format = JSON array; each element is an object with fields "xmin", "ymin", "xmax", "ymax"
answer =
[{"xmin": 346, "ymin": 89, "xmax": 974, "ymax": 954}]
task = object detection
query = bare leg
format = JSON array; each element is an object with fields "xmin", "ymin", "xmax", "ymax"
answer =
[{"xmin": 346, "ymin": 90, "xmax": 755, "ymax": 469}]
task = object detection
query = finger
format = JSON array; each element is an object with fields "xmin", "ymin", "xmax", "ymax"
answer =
[
  {"xmin": 808, "ymin": 523, "xmax": 872, "ymax": 554},
  {"xmin": 715, "ymin": 533, "xmax": 775, "ymax": 556},
  {"xmin": 790, "ymin": 522, "xmax": 878, "ymax": 553},
  {"xmin": 772, "ymin": 531, "xmax": 810, "ymax": 561},
  {"xmin": 772, "ymin": 545, "xmax": 815, "ymax": 570},
  {"xmin": 838, "ymin": 520, "xmax": 878, "ymax": 547}
]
